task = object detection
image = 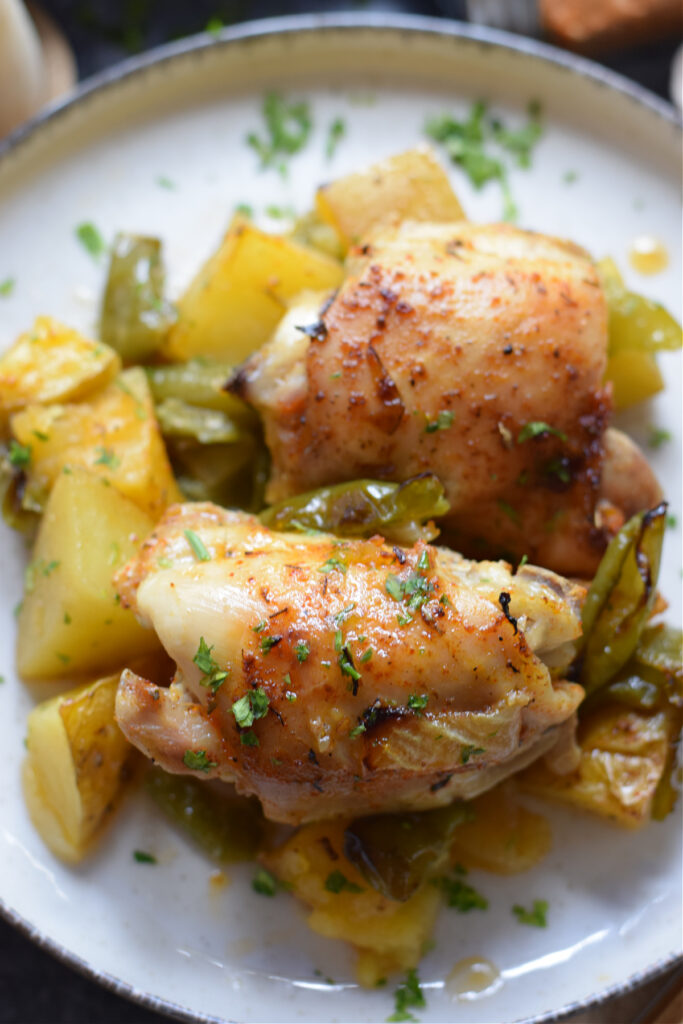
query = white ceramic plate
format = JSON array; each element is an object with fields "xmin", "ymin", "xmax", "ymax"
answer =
[{"xmin": 0, "ymin": 15, "xmax": 681, "ymax": 1024}]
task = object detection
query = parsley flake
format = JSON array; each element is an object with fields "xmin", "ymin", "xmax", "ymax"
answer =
[
  {"xmin": 326, "ymin": 117, "xmax": 346, "ymax": 159},
  {"xmin": 338, "ymin": 645, "xmax": 361, "ymax": 685},
  {"xmin": 247, "ymin": 92, "xmax": 312, "ymax": 175},
  {"xmin": 260, "ymin": 634, "xmax": 282, "ymax": 655},
  {"xmin": 649, "ymin": 427, "xmax": 671, "ymax": 449},
  {"xmin": 461, "ymin": 744, "xmax": 485, "ymax": 764},
  {"xmin": 295, "ymin": 639, "xmax": 310, "ymax": 662},
  {"xmin": 183, "ymin": 749, "xmax": 217, "ymax": 773},
  {"xmin": 231, "ymin": 688, "xmax": 270, "ymax": 729},
  {"xmin": 498, "ymin": 500, "xmax": 521, "ymax": 526},
  {"xmin": 518, "ymin": 421, "xmax": 567, "ymax": 443},
  {"xmin": 319, "ymin": 557, "xmax": 347, "ymax": 575},
  {"xmin": 0, "ymin": 277, "xmax": 15, "ymax": 297},
  {"xmin": 434, "ymin": 870, "xmax": 489, "ymax": 912},
  {"xmin": 184, "ymin": 529, "xmax": 211, "ymax": 561},
  {"xmin": 360, "ymin": 647, "xmax": 373, "ymax": 663},
  {"xmin": 156, "ymin": 175, "xmax": 176, "ymax": 190},
  {"xmin": 94, "ymin": 446, "xmax": 120, "ymax": 469},
  {"xmin": 388, "ymin": 968, "xmax": 426, "ymax": 1023},
  {"xmin": 133, "ymin": 850, "xmax": 157, "ymax": 864},
  {"xmin": 324, "ymin": 870, "xmax": 363, "ymax": 894},
  {"xmin": 8, "ymin": 440, "xmax": 31, "ymax": 468},
  {"xmin": 425, "ymin": 409, "xmax": 454, "ymax": 433},
  {"xmin": 512, "ymin": 899, "xmax": 548, "ymax": 927},
  {"xmin": 349, "ymin": 723, "xmax": 366, "ymax": 738},
  {"xmin": 75, "ymin": 222, "xmax": 106, "ymax": 259},
  {"xmin": 192, "ymin": 637, "xmax": 228, "ymax": 693},
  {"xmin": 407, "ymin": 694, "xmax": 428, "ymax": 713},
  {"xmin": 252, "ymin": 867, "xmax": 278, "ymax": 896}
]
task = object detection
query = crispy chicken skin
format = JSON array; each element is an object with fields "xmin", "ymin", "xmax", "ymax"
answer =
[
  {"xmin": 234, "ymin": 221, "xmax": 659, "ymax": 577},
  {"xmin": 115, "ymin": 503, "xmax": 585, "ymax": 824}
]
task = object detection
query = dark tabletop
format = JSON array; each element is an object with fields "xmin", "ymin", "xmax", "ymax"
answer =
[{"xmin": 1, "ymin": 4, "xmax": 679, "ymax": 1022}]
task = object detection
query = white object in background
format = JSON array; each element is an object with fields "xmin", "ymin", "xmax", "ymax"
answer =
[
  {"xmin": 466, "ymin": 0, "xmax": 541, "ymax": 35},
  {"xmin": 671, "ymin": 43, "xmax": 683, "ymax": 112},
  {"xmin": 0, "ymin": 0, "xmax": 76, "ymax": 138},
  {"xmin": 0, "ymin": 0, "xmax": 45, "ymax": 137}
]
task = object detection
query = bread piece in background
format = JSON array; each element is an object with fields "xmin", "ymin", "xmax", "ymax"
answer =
[{"xmin": 540, "ymin": 0, "xmax": 683, "ymax": 53}]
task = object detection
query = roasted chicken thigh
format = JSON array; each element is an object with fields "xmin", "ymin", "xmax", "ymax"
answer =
[
  {"xmin": 235, "ymin": 221, "xmax": 660, "ymax": 576},
  {"xmin": 115, "ymin": 503, "xmax": 585, "ymax": 824}
]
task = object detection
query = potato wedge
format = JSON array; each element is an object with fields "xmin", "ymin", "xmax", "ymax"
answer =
[
  {"xmin": 263, "ymin": 819, "xmax": 440, "ymax": 986},
  {"xmin": 0, "ymin": 316, "xmax": 120, "ymax": 431},
  {"xmin": 521, "ymin": 705, "xmax": 677, "ymax": 827},
  {"xmin": 23, "ymin": 673, "xmax": 132, "ymax": 862},
  {"xmin": 17, "ymin": 468, "xmax": 161, "ymax": 679},
  {"xmin": 165, "ymin": 220, "xmax": 344, "ymax": 364},
  {"xmin": 315, "ymin": 147, "xmax": 466, "ymax": 252},
  {"xmin": 11, "ymin": 366, "xmax": 181, "ymax": 518},
  {"xmin": 450, "ymin": 783, "xmax": 552, "ymax": 875}
]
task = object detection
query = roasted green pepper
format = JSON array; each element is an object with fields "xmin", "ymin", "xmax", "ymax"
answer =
[
  {"xmin": 261, "ymin": 475, "xmax": 450, "ymax": 543},
  {"xmin": 100, "ymin": 233, "xmax": 176, "ymax": 363},
  {"xmin": 155, "ymin": 398, "xmax": 242, "ymax": 445},
  {"xmin": 145, "ymin": 766, "xmax": 264, "ymax": 862},
  {"xmin": 145, "ymin": 360, "xmax": 256, "ymax": 424},
  {"xmin": 579, "ymin": 504, "xmax": 667, "ymax": 695},
  {"xmin": 344, "ymin": 802, "xmax": 472, "ymax": 902}
]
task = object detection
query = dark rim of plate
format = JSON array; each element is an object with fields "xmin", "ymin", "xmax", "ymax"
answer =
[{"xmin": 0, "ymin": 12, "xmax": 680, "ymax": 1024}]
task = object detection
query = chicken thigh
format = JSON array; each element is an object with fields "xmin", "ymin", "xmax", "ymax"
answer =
[
  {"xmin": 115, "ymin": 503, "xmax": 585, "ymax": 824},
  {"xmin": 234, "ymin": 221, "xmax": 660, "ymax": 576}
]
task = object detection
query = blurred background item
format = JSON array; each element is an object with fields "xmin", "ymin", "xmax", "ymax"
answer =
[{"xmin": 0, "ymin": 0, "xmax": 76, "ymax": 136}]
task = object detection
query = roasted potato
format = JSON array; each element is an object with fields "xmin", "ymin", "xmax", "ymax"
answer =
[
  {"xmin": 450, "ymin": 783, "xmax": 552, "ymax": 875},
  {"xmin": 165, "ymin": 220, "xmax": 344, "ymax": 364},
  {"xmin": 521, "ymin": 705, "xmax": 679, "ymax": 827},
  {"xmin": 17, "ymin": 468, "xmax": 162, "ymax": 679},
  {"xmin": 23, "ymin": 673, "xmax": 132, "ymax": 862},
  {"xmin": 11, "ymin": 366, "xmax": 181, "ymax": 518},
  {"xmin": 263, "ymin": 819, "xmax": 440, "ymax": 987},
  {"xmin": 0, "ymin": 317, "xmax": 120, "ymax": 432},
  {"xmin": 315, "ymin": 147, "xmax": 466, "ymax": 252}
]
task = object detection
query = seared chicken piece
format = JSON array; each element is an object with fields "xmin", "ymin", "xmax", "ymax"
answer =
[
  {"xmin": 115, "ymin": 503, "xmax": 585, "ymax": 824},
  {"xmin": 234, "ymin": 221, "xmax": 659, "ymax": 576}
]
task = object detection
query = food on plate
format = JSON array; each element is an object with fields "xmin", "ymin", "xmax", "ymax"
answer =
[
  {"xmin": 1, "ymin": 140, "xmax": 680, "ymax": 994},
  {"xmin": 234, "ymin": 219, "xmax": 662, "ymax": 575},
  {"xmin": 113, "ymin": 502, "xmax": 585, "ymax": 822}
]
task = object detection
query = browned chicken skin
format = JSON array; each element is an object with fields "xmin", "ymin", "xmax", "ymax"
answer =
[
  {"xmin": 115, "ymin": 504, "xmax": 585, "ymax": 824},
  {"xmin": 235, "ymin": 221, "xmax": 660, "ymax": 577}
]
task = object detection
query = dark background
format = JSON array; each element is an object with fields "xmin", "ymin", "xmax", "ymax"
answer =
[{"xmin": 1, "ymin": 3, "xmax": 679, "ymax": 1022}]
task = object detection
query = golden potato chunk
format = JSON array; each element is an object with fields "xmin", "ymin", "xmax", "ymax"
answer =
[
  {"xmin": 17, "ymin": 468, "xmax": 161, "ymax": 679},
  {"xmin": 11, "ymin": 366, "xmax": 181, "ymax": 518},
  {"xmin": 521, "ymin": 705, "xmax": 677, "ymax": 827},
  {"xmin": 165, "ymin": 220, "xmax": 344, "ymax": 363},
  {"xmin": 315, "ymin": 147, "xmax": 466, "ymax": 252},
  {"xmin": 23, "ymin": 673, "xmax": 132, "ymax": 862},
  {"xmin": 263, "ymin": 819, "xmax": 440, "ymax": 987},
  {"xmin": 0, "ymin": 316, "xmax": 120, "ymax": 432}
]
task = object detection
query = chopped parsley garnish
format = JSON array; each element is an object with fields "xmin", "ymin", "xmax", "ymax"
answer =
[
  {"xmin": 205, "ymin": 15, "xmax": 223, "ymax": 36},
  {"xmin": 439, "ymin": 593, "xmax": 450, "ymax": 606},
  {"xmin": 349, "ymin": 723, "xmax": 366, "ymax": 738},
  {"xmin": 231, "ymin": 688, "xmax": 270, "ymax": 729},
  {"xmin": 260, "ymin": 634, "xmax": 282, "ymax": 655},
  {"xmin": 192, "ymin": 637, "xmax": 228, "ymax": 693},
  {"xmin": 247, "ymin": 92, "xmax": 312, "ymax": 174},
  {"xmin": 133, "ymin": 850, "xmax": 157, "ymax": 864},
  {"xmin": 182, "ymin": 749, "xmax": 217, "ymax": 773},
  {"xmin": 318, "ymin": 557, "xmax": 347, "ymax": 575},
  {"xmin": 334, "ymin": 629, "xmax": 343, "ymax": 652},
  {"xmin": 435, "ymin": 870, "xmax": 489, "ymax": 912},
  {"xmin": 498, "ymin": 500, "xmax": 521, "ymax": 526},
  {"xmin": 360, "ymin": 647, "xmax": 373, "ymax": 663},
  {"xmin": 334, "ymin": 603, "xmax": 356, "ymax": 626},
  {"xmin": 265, "ymin": 204, "xmax": 297, "ymax": 220},
  {"xmin": 240, "ymin": 730, "xmax": 259, "ymax": 747},
  {"xmin": 385, "ymin": 575, "xmax": 403, "ymax": 601},
  {"xmin": 666, "ymin": 514, "xmax": 677, "ymax": 529},
  {"xmin": 184, "ymin": 528, "xmax": 211, "ymax": 561},
  {"xmin": 397, "ymin": 612, "xmax": 413, "ymax": 626},
  {"xmin": 0, "ymin": 277, "xmax": 15, "ymax": 297},
  {"xmin": 563, "ymin": 170, "xmax": 579, "ymax": 184},
  {"xmin": 417, "ymin": 550, "xmax": 430, "ymax": 571},
  {"xmin": 253, "ymin": 620, "xmax": 268, "ymax": 633},
  {"xmin": 234, "ymin": 202, "xmax": 254, "ymax": 218},
  {"xmin": 545, "ymin": 456, "xmax": 571, "ymax": 484},
  {"xmin": 75, "ymin": 222, "xmax": 106, "ymax": 259},
  {"xmin": 156, "ymin": 175, "xmax": 176, "ymax": 189},
  {"xmin": 324, "ymin": 870, "xmax": 363, "ymax": 894},
  {"xmin": 424, "ymin": 409, "xmax": 454, "ymax": 433},
  {"xmin": 285, "ymin": 690, "xmax": 297, "ymax": 702},
  {"xmin": 425, "ymin": 100, "xmax": 542, "ymax": 221},
  {"xmin": 8, "ymin": 440, "xmax": 31, "ymax": 468},
  {"xmin": 295, "ymin": 639, "xmax": 310, "ymax": 662},
  {"xmin": 512, "ymin": 899, "xmax": 548, "ymax": 927},
  {"xmin": 407, "ymin": 694, "xmax": 429, "ymax": 713},
  {"xmin": 338, "ymin": 645, "xmax": 361, "ymax": 683},
  {"xmin": 252, "ymin": 867, "xmax": 278, "ymax": 897},
  {"xmin": 387, "ymin": 968, "xmax": 426, "ymax": 1023},
  {"xmin": 649, "ymin": 427, "xmax": 671, "ymax": 449},
  {"xmin": 461, "ymin": 744, "xmax": 485, "ymax": 764},
  {"xmin": 94, "ymin": 446, "xmax": 120, "ymax": 469},
  {"xmin": 326, "ymin": 117, "xmax": 346, "ymax": 159},
  {"xmin": 517, "ymin": 421, "xmax": 567, "ymax": 443},
  {"xmin": 517, "ymin": 554, "xmax": 529, "ymax": 570}
]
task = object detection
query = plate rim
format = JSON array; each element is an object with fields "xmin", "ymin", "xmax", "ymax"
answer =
[{"xmin": 0, "ymin": 12, "xmax": 681, "ymax": 1024}]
